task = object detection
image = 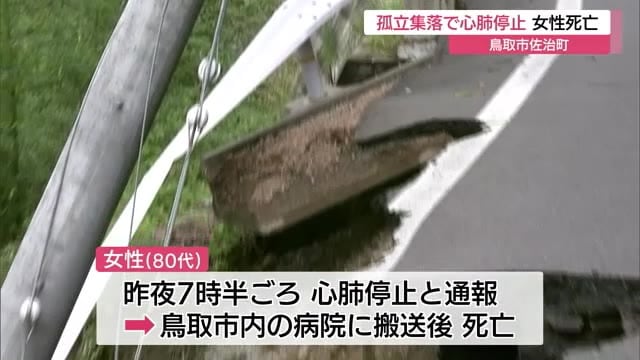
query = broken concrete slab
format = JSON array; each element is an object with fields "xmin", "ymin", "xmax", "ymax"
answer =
[
  {"xmin": 201, "ymin": 58, "xmax": 482, "ymax": 236},
  {"xmin": 354, "ymin": 93, "xmax": 488, "ymax": 144}
]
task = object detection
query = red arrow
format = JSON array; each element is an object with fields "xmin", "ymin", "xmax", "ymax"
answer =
[{"xmin": 124, "ymin": 315, "xmax": 155, "ymax": 335}]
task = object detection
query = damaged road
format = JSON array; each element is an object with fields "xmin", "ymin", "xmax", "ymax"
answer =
[{"xmin": 387, "ymin": 0, "xmax": 640, "ymax": 359}]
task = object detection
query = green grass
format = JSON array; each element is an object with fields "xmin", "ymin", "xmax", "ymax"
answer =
[
  {"xmin": 0, "ymin": 0, "xmax": 299, "ymax": 357},
  {"xmin": 0, "ymin": 0, "xmax": 298, "ymax": 271},
  {"xmin": 360, "ymin": 0, "xmax": 406, "ymax": 56},
  {"xmin": 316, "ymin": 0, "xmax": 405, "ymax": 83},
  {"xmin": 117, "ymin": 0, "xmax": 299, "ymax": 245},
  {"xmin": 0, "ymin": 0, "xmax": 423, "ymax": 357}
]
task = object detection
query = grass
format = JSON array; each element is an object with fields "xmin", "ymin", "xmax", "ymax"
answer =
[
  {"xmin": 0, "ymin": 0, "xmax": 299, "ymax": 273},
  {"xmin": 117, "ymin": 1, "xmax": 299, "ymax": 246},
  {"xmin": 0, "ymin": 0, "xmax": 431, "ymax": 358},
  {"xmin": 360, "ymin": 0, "xmax": 406, "ymax": 56},
  {"xmin": 316, "ymin": 0, "xmax": 405, "ymax": 83},
  {"xmin": 0, "ymin": 0, "xmax": 300, "ymax": 358}
]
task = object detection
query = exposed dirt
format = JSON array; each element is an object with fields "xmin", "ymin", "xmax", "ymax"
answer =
[
  {"xmin": 255, "ymin": 132, "xmax": 451, "ymax": 222},
  {"xmin": 209, "ymin": 80, "xmax": 456, "ymax": 235},
  {"xmin": 213, "ymin": 81, "xmax": 396, "ymax": 209},
  {"xmin": 160, "ymin": 208, "xmax": 216, "ymax": 247}
]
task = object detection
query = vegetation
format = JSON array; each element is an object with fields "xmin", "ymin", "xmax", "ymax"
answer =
[
  {"xmin": 0, "ymin": 0, "xmax": 298, "ymax": 357},
  {"xmin": 316, "ymin": 0, "xmax": 405, "ymax": 83},
  {"xmin": 0, "ymin": 0, "xmax": 297, "ymax": 275},
  {"xmin": 0, "ymin": 0, "xmax": 414, "ymax": 358}
]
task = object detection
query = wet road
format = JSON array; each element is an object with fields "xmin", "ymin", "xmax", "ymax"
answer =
[{"xmin": 373, "ymin": 0, "xmax": 639, "ymax": 358}]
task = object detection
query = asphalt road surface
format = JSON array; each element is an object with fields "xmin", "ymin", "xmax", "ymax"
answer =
[{"xmin": 368, "ymin": 0, "xmax": 639, "ymax": 358}]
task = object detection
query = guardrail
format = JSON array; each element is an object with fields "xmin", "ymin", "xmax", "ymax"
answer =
[{"xmin": 294, "ymin": 0, "xmax": 458, "ymax": 107}]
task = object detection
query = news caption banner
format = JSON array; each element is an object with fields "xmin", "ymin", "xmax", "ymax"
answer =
[
  {"xmin": 364, "ymin": 10, "xmax": 623, "ymax": 55},
  {"xmin": 95, "ymin": 246, "xmax": 543, "ymax": 346}
]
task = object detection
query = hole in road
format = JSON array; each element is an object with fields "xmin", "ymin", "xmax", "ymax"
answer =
[{"xmin": 337, "ymin": 59, "xmax": 402, "ymax": 86}]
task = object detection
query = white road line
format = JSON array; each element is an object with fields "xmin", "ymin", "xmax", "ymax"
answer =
[{"xmin": 367, "ymin": 0, "xmax": 583, "ymax": 272}]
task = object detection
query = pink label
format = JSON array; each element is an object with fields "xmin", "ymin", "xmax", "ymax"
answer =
[
  {"xmin": 449, "ymin": 35, "xmax": 611, "ymax": 55},
  {"xmin": 96, "ymin": 246, "xmax": 208, "ymax": 272},
  {"xmin": 610, "ymin": 10, "xmax": 623, "ymax": 54}
]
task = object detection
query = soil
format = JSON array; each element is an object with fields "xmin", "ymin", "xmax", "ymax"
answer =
[
  {"xmin": 214, "ymin": 81, "xmax": 397, "ymax": 208},
  {"xmin": 255, "ymin": 132, "xmax": 450, "ymax": 219},
  {"xmin": 210, "ymin": 80, "xmax": 453, "ymax": 234},
  {"xmin": 160, "ymin": 208, "xmax": 216, "ymax": 247}
]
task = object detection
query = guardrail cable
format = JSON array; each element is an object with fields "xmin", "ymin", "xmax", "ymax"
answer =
[
  {"xmin": 131, "ymin": 0, "xmax": 228, "ymax": 358},
  {"xmin": 114, "ymin": 1, "xmax": 170, "ymax": 359}
]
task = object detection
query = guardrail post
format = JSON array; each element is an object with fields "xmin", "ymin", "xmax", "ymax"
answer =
[{"xmin": 296, "ymin": 39, "xmax": 327, "ymax": 101}]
